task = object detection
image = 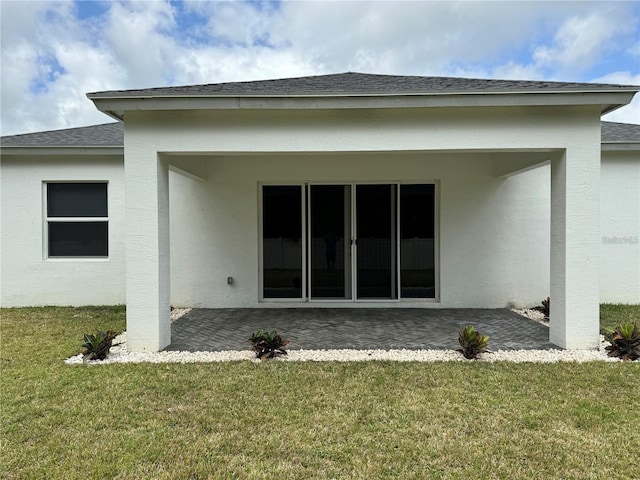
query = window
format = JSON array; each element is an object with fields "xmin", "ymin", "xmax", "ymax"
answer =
[{"xmin": 46, "ymin": 183, "xmax": 108, "ymax": 257}]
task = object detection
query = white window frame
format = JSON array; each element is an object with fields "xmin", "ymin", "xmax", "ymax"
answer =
[{"xmin": 43, "ymin": 181, "xmax": 110, "ymax": 260}]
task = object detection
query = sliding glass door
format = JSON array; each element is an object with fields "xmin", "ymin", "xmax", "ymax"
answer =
[
  {"xmin": 400, "ymin": 184, "xmax": 436, "ymax": 298},
  {"xmin": 355, "ymin": 184, "xmax": 397, "ymax": 299},
  {"xmin": 262, "ymin": 185, "xmax": 303, "ymax": 298},
  {"xmin": 261, "ymin": 182, "xmax": 436, "ymax": 301},
  {"xmin": 309, "ymin": 185, "xmax": 352, "ymax": 299}
]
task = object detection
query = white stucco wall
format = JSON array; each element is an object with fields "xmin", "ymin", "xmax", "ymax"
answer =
[
  {"xmin": 480, "ymin": 152, "xmax": 640, "ymax": 306},
  {"xmin": 0, "ymin": 156, "xmax": 126, "ymax": 306},
  {"xmin": 2, "ymin": 109, "xmax": 635, "ymax": 318},
  {"xmin": 600, "ymin": 151, "xmax": 640, "ymax": 303},
  {"xmin": 156, "ymin": 103, "xmax": 591, "ymax": 311},
  {"xmin": 167, "ymin": 151, "xmax": 553, "ymax": 309}
]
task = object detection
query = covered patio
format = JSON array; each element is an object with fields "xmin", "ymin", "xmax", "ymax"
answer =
[
  {"xmin": 83, "ymin": 73, "xmax": 638, "ymax": 353},
  {"xmin": 165, "ymin": 308, "xmax": 554, "ymax": 352}
]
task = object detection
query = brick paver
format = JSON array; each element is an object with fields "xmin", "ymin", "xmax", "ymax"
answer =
[{"xmin": 166, "ymin": 308, "xmax": 554, "ymax": 352}]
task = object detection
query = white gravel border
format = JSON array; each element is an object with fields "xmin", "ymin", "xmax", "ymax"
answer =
[
  {"xmin": 64, "ymin": 307, "xmax": 624, "ymax": 365},
  {"xmin": 511, "ymin": 307, "xmax": 548, "ymax": 325},
  {"xmin": 170, "ymin": 307, "xmax": 191, "ymax": 322},
  {"xmin": 65, "ymin": 332, "xmax": 621, "ymax": 365}
]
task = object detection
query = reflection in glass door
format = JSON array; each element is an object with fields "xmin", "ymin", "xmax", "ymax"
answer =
[
  {"xmin": 262, "ymin": 182, "xmax": 436, "ymax": 302},
  {"xmin": 309, "ymin": 185, "xmax": 352, "ymax": 299},
  {"xmin": 400, "ymin": 184, "xmax": 436, "ymax": 298},
  {"xmin": 262, "ymin": 185, "xmax": 303, "ymax": 298},
  {"xmin": 356, "ymin": 184, "xmax": 397, "ymax": 299}
]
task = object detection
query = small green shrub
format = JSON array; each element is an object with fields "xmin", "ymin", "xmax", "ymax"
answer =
[
  {"xmin": 457, "ymin": 326, "xmax": 490, "ymax": 360},
  {"xmin": 249, "ymin": 329, "xmax": 290, "ymax": 360},
  {"xmin": 604, "ymin": 322, "xmax": 640, "ymax": 361},
  {"xmin": 541, "ymin": 297, "xmax": 550, "ymax": 319},
  {"xmin": 82, "ymin": 330, "xmax": 120, "ymax": 362}
]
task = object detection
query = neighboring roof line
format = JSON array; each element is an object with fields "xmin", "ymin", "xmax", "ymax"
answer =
[
  {"xmin": 0, "ymin": 146, "xmax": 123, "ymax": 156},
  {"xmin": 601, "ymin": 121, "xmax": 640, "ymax": 145},
  {"xmin": 0, "ymin": 122, "xmax": 123, "ymax": 148}
]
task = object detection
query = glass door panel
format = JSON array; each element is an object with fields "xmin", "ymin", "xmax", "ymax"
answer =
[
  {"xmin": 262, "ymin": 183, "xmax": 436, "ymax": 302},
  {"xmin": 356, "ymin": 184, "xmax": 397, "ymax": 299},
  {"xmin": 262, "ymin": 186, "xmax": 303, "ymax": 298},
  {"xmin": 309, "ymin": 185, "xmax": 352, "ymax": 299},
  {"xmin": 400, "ymin": 184, "xmax": 436, "ymax": 298}
]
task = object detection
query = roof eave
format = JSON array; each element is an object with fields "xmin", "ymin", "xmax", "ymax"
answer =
[
  {"xmin": 86, "ymin": 86, "xmax": 640, "ymax": 100},
  {"xmin": 88, "ymin": 90, "xmax": 638, "ymax": 119},
  {"xmin": 3, "ymin": 143, "xmax": 634, "ymax": 154},
  {"xmin": 601, "ymin": 142, "xmax": 640, "ymax": 151},
  {"xmin": 0, "ymin": 146, "xmax": 124, "ymax": 156},
  {"xmin": 100, "ymin": 110, "xmax": 125, "ymax": 122}
]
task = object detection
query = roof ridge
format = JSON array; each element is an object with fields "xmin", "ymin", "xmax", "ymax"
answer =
[{"xmin": 87, "ymin": 72, "xmax": 639, "ymax": 98}]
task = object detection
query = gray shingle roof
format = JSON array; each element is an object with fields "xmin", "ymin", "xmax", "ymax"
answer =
[
  {"xmin": 2, "ymin": 120, "xmax": 638, "ymax": 149},
  {"xmin": 1, "ymin": 122, "xmax": 122, "ymax": 147},
  {"xmin": 88, "ymin": 72, "xmax": 637, "ymax": 98},
  {"xmin": 601, "ymin": 121, "xmax": 640, "ymax": 143}
]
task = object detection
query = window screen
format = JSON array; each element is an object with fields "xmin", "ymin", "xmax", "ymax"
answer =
[
  {"xmin": 47, "ymin": 183, "xmax": 107, "ymax": 217},
  {"xmin": 46, "ymin": 183, "xmax": 108, "ymax": 257}
]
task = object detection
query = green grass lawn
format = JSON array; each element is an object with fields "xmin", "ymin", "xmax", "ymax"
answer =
[
  {"xmin": 1, "ymin": 305, "xmax": 639, "ymax": 479},
  {"xmin": 599, "ymin": 303, "xmax": 640, "ymax": 332}
]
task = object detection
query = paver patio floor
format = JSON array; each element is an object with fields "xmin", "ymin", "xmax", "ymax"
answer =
[{"xmin": 165, "ymin": 308, "xmax": 555, "ymax": 352}]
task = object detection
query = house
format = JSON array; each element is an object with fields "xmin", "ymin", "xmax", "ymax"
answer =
[
  {"xmin": 599, "ymin": 121, "xmax": 640, "ymax": 304},
  {"xmin": 1, "ymin": 73, "xmax": 638, "ymax": 352}
]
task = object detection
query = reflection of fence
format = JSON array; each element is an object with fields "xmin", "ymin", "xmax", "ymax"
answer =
[
  {"xmin": 311, "ymin": 241, "xmax": 346, "ymax": 268},
  {"xmin": 263, "ymin": 239, "xmax": 302, "ymax": 269},
  {"xmin": 264, "ymin": 237, "xmax": 434, "ymax": 270},
  {"xmin": 400, "ymin": 239, "xmax": 434, "ymax": 270},
  {"xmin": 346, "ymin": 239, "xmax": 435, "ymax": 270}
]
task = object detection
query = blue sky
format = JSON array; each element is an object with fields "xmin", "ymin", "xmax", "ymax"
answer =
[{"xmin": 1, "ymin": 0, "xmax": 639, "ymax": 135}]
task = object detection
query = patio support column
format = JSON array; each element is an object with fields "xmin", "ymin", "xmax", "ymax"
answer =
[
  {"xmin": 550, "ymin": 145, "xmax": 600, "ymax": 350},
  {"xmin": 125, "ymin": 148, "xmax": 171, "ymax": 352}
]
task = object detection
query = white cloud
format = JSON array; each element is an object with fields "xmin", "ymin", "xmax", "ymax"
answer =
[
  {"xmin": 532, "ymin": 10, "xmax": 629, "ymax": 76},
  {"xmin": 186, "ymin": 0, "xmax": 280, "ymax": 48},
  {"xmin": 595, "ymin": 72, "xmax": 640, "ymax": 125},
  {"xmin": 603, "ymin": 97, "xmax": 640, "ymax": 125},
  {"xmin": 628, "ymin": 40, "xmax": 640, "ymax": 58},
  {"xmin": 0, "ymin": 1, "xmax": 109, "ymax": 133},
  {"xmin": 102, "ymin": 1, "xmax": 177, "ymax": 87},
  {"xmin": 269, "ymin": 1, "xmax": 542, "ymax": 75},
  {"xmin": 170, "ymin": 46, "xmax": 315, "ymax": 86},
  {"xmin": 1, "ymin": 0, "xmax": 638, "ymax": 134}
]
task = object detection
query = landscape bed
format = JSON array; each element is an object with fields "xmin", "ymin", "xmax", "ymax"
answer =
[
  {"xmin": 1, "ymin": 305, "xmax": 639, "ymax": 479},
  {"xmin": 65, "ymin": 330, "xmax": 618, "ymax": 364}
]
